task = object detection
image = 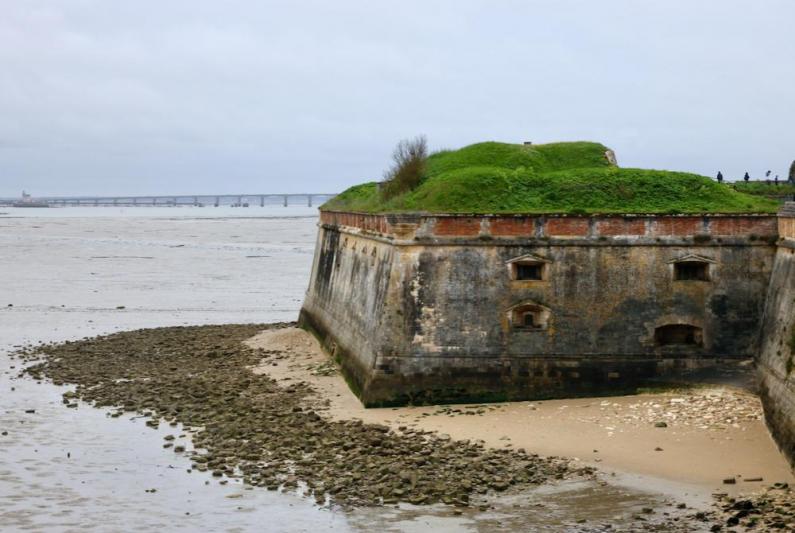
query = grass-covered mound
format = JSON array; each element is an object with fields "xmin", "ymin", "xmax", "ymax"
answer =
[
  {"xmin": 732, "ymin": 181, "xmax": 795, "ymax": 197},
  {"xmin": 323, "ymin": 141, "xmax": 778, "ymax": 214}
]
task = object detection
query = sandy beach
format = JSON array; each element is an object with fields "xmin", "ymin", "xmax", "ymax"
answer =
[{"xmin": 247, "ymin": 328, "xmax": 794, "ymax": 497}]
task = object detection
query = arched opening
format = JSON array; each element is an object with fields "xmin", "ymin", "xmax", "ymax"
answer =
[
  {"xmin": 654, "ymin": 324, "xmax": 703, "ymax": 347},
  {"xmin": 509, "ymin": 303, "xmax": 551, "ymax": 330}
]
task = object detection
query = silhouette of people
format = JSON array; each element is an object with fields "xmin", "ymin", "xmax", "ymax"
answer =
[
  {"xmin": 717, "ymin": 171, "xmax": 724, "ymax": 183},
  {"xmin": 744, "ymin": 172, "xmax": 750, "ymax": 182}
]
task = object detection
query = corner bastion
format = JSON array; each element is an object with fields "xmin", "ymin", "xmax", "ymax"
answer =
[
  {"xmin": 299, "ymin": 210, "xmax": 777, "ymax": 406},
  {"xmin": 759, "ymin": 202, "xmax": 795, "ymax": 467}
]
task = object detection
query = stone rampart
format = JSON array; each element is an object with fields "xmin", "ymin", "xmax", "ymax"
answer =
[
  {"xmin": 758, "ymin": 203, "xmax": 795, "ymax": 467},
  {"xmin": 301, "ymin": 212, "xmax": 778, "ymax": 406}
]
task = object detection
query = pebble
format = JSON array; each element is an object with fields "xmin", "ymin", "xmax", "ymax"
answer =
[{"xmin": 19, "ymin": 323, "xmax": 585, "ymax": 509}]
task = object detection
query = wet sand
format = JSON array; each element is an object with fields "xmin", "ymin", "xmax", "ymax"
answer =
[
  {"xmin": 18, "ymin": 323, "xmax": 714, "ymax": 533},
  {"xmin": 247, "ymin": 328, "xmax": 795, "ymax": 505}
]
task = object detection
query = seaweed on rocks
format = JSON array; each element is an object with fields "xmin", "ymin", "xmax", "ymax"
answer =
[{"xmin": 18, "ymin": 323, "xmax": 584, "ymax": 508}]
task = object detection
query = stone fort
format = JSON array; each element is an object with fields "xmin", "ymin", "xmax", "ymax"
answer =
[{"xmin": 298, "ymin": 146, "xmax": 795, "ymax": 467}]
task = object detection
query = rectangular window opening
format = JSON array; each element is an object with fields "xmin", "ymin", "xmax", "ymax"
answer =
[
  {"xmin": 516, "ymin": 263, "xmax": 544, "ymax": 281},
  {"xmin": 674, "ymin": 262, "xmax": 709, "ymax": 281}
]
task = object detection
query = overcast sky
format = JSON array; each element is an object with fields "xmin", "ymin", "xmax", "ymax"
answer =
[{"xmin": 1, "ymin": 1, "xmax": 793, "ymax": 196}]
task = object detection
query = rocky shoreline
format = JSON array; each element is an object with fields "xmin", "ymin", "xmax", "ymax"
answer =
[
  {"xmin": 17, "ymin": 323, "xmax": 587, "ymax": 509},
  {"xmin": 13, "ymin": 322, "xmax": 794, "ymax": 530}
]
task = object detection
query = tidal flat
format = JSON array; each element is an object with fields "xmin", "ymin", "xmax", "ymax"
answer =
[{"xmin": 1, "ymin": 208, "xmax": 793, "ymax": 532}]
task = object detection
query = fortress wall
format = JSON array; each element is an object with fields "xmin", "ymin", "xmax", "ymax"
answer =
[
  {"xmin": 758, "ymin": 203, "xmax": 795, "ymax": 467},
  {"xmin": 299, "ymin": 226, "xmax": 398, "ymax": 394},
  {"xmin": 303, "ymin": 212, "xmax": 777, "ymax": 405}
]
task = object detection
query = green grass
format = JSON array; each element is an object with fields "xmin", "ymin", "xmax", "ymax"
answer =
[
  {"xmin": 731, "ymin": 181, "xmax": 795, "ymax": 197},
  {"xmin": 322, "ymin": 141, "xmax": 779, "ymax": 214}
]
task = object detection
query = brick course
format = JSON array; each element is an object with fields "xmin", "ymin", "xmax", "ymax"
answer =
[
  {"xmin": 709, "ymin": 217, "xmax": 777, "ymax": 236},
  {"xmin": 490, "ymin": 218, "xmax": 535, "ymax": 236},
  {"xmin": 545, "ymin": 218, "xmax": 590, "ymax": 236},
  {"xmin": 321, "ymin": 211, "xmax": 779, "ymax": 241},
  {"xmin": 650, "ymin": 217, "xmax": 703, "ymax": 236},
  {"xmin": 434, "ymin": 217, "xmax": 481, "ymax": 236},
  {"xmin": 595, "ymin": 218, "xmax": 647, "ymax": 236}
]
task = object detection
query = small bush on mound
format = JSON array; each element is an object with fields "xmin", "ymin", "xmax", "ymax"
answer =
[
  {"xmin": 380, "ymin": 136, "xmax": 428, "ymax": 200},
  {"xmin": 323, "ymin": 140, "xmax": 779, "ymax": 214}
]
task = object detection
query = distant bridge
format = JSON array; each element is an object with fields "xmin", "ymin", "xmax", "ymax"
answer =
[{"xmin": 0, "ymin": 193, "xmax": 337, "ymax": 208}]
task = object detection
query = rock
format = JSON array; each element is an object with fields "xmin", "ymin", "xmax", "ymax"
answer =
[
  {"xmin": 654, "ymin": 421, "xmax": 667, "ymax": 428},
  {"xmin": 16, "ymin": 323, "xmax": 584, "ymax": 510},
  {"xmin": 722, "ymin": 477, "xmax": 736, "ymax": 485}
]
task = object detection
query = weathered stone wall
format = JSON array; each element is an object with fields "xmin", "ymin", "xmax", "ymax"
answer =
[
  {"xmin": 758, "ymin": 203, "xmax": 795, "ymax": 467},
  {"xmin": 299, "ymin": 227, "xmax": 397, "ymax": 395},
  {"xmin": 301, "ymin": 212, "xmax": 777, "ymax": 405}
]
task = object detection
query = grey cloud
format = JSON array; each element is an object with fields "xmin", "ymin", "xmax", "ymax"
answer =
[{"xmin": 1, "ymin": 0, "xmax": 793, "ymax": 196}]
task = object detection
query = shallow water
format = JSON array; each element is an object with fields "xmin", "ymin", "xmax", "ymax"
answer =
[
  {"xmin": 0, "ymin": 209, "xmax": 352, "ymax": 532},
  {"xmin": 0, "ymin": 209, "xmax": 706, "ymax": 532}
]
